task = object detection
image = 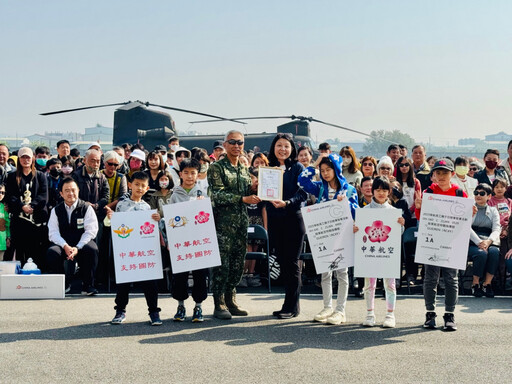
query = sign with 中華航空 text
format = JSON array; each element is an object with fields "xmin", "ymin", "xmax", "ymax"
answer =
[
  {"xmin": 111, "ymin": 210, "xmax": 163, "ymax": 284},
  {"xmin": 163, "ymin": 198, "xmax": 221, "ymax": 274},
  {"xmin": 354, "ymin": 208, "xmax": 402, "ymax": 278},
  {"xmin": 415, "ymin": 194, "xmax": 473, "ymax": 270},
  {"xmin": 301, "ymin": 199, "xmax": 354, "ymax": 274}
]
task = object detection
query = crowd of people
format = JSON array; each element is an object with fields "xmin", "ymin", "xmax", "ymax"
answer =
[{"xmin": 1, "ymin": 133, "xmax": 512, "ymax": 331}]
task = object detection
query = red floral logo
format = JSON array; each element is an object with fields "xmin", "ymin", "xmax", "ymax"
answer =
[
  {"xmin": 195, "ymin": 211, "xmax": 210, "ymax": 224},
  {"xmin": 140, "ymin": 221, "xmax": 155, "ymax": 235},
  {"xmin": 364, "ymin": 220, "xmax": 392, "ymax": 243},
  {"xmin": 16, "ymin": 285, "xmax": 22, "ymax": 290}
]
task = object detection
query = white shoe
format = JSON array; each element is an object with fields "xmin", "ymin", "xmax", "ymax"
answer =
[
  {"xmin": 362, "ymin": 314, "xmax": 375, "ymax": 327},
  {"xmin": 313, "ymin": 307, "xmax": 333, "ymax": 322},
  {"xmin": 382, "ymin": 313, "xmax": 396, "ymax": 328},
  {"xmin": 326, "ymin": 311, "xmax": 346, "ymax": 325}
]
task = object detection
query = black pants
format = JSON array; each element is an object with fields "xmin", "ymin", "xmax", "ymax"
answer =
[
  {"xmin": 11, "ymin": 218, "xmax": 46, "ymax": 268},
  {"xmin": 114, "ymin": 280, "xmax": 160, "ymax": 314},
  {"xmin": 46, "ymin": 241, "xmax": 98, "ymax": 288},
  {"xmin": 172, "ymin": 269, "xmax": 208, "ymax": 303},
  {"xmin": 268, "ymin": 214, "xmax": 305, "ymax": 313}
]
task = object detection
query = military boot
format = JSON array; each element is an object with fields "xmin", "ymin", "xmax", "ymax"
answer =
[
  {"xmin": 225, "ymin": 289, "xmax": 248, "ymax": 316},
  {"xmin": 213, "ymin": 294, "xmax": 232, "ymax": 320}
]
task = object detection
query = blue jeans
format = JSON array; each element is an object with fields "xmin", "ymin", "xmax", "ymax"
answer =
[{"xmin": 468, "ymin": 244, "xmax": 499, "ymax": 278}]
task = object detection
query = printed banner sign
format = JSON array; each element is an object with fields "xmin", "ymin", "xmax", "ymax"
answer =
[
  {"xmin": 415, "ymin": 194, "xmax": 473, "ymax": 270},
  {"xmin": 163, "ymin": 198, "xmax": 222, "ymax": 274},
  {"xmin": 111, "ymin": 210, "xmax": 163, "ymax": 284},
  {"xmin": 301, "ymin": 199, "xmax": 354, "ymax": 273},
  {"xmin": 354, "ymin": 208, "xmax": 402, "ymax": 278}
]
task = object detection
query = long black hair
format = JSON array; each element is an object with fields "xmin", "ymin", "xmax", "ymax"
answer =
[
  {"xmin": 267, "ymin": 133, "xmax": 298, "ymax": 167},
  {"xmin": 396, "ymin": 156, "xmax": 415, "ymax": 188}
]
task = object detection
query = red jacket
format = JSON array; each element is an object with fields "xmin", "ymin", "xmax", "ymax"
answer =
[{"xmin": 415, "ymin": 183, "xmax": 468, "ymax": 220}]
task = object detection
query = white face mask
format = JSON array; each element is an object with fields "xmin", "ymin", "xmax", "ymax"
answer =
[
  {"xmin": 171, "ymin": 145, "xmax": 179, "ymax": 152},
  {"xmin": 161, "ymin": 154, "xmax": 167, "ymax": 164},
  {"xmin": 342, "ymin": 157, "xmax": 352, "ymax": 166},
  {"xmin": 200, "ymin": 163, "xmax": 209, "ymax": 173},
  {"xmin": 62, "ymin": 165, "xmax": 73, "ymax": 175},
  {"xmin": 159, "ymin": 181, "xmax": 170, "ymax": 189}
]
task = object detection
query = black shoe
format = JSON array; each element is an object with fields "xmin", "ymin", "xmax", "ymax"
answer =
[
  {"xmin": 277, "ymin": 311, "xmax": 299, "ymax": 319},
  {"xmin": 443, "ymin": 313, "xmax": 457, "ymax": 331},
  {"xmin": 354, "ymin": 289, "xmax": 364, "ymax": 298},
  {"xmin": 82, "ymin": 286, "xmax": 98, "ymax": 296},
  {"xmin": 272, "ymin": 310, "xmax": 283, "ymax": 317},
  {"xmin": 482, "ymin": 284, "xmax": 494, "ymax": 298},
  {"xmin": 471, "ymin": 284, "xmax": 483, "ymax": 298},
  {"xmin": 65, "ymin": 283, "xmax": 72, "ymax": 294},
  {"xmin": 406, "ymin": 274, "xmax": 416, "ymax": 286},
  {"xmin": 423, "ymin": 311, "xmax": 437, "ymax": 329}
]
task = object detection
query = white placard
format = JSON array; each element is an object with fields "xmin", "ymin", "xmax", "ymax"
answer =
[
  {"xmin": 415, "ymin": 194, "xmax": 473, "ymax": 270},
  {"xmin": 257, "ymin": 166, "xmax": 283, "ymax": 201},
  {"xmin": 163, "ymin": 198, "xmax": 222, "ymax": 274},
  {"xmin": 354, "ymin": 208, "xmax": 402, "ymax": 278},
  {"xmin": 301, "ymin": 199, "xmax": 355, "ymax": 273},
  {"xmin": 111, "ymin": 210, "xmax": 163, "ymax": 284}
]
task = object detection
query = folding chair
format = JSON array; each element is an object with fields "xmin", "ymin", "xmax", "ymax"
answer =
[{"xmin": 246, "ymin": 224, "xmax": 271, "ymax": 293}]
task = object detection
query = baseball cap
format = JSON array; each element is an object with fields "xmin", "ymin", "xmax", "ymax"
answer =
[
  {"xmin": 431, "ymin": 158, "xmax": 454, "ymax": 172},
  {"xmin": 213, "ymin": 140, "xmax": 223, "ymax": 150},
  {"xmin": 18, "ymin": 147, "xmax": 33, "ymax": 158},
  {"xmin": 130, "ymin": 149, "xmax": 146, "ymax": 161}
]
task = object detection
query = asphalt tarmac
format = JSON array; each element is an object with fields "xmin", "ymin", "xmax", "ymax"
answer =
[{"xmin": 1, "ymin": 293, "xmax": 511, "ymax": 383}]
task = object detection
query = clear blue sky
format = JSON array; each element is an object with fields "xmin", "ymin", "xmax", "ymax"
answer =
[{"xmin": 1, "ymin": 0, "xmax": 511, "ymax": 146}]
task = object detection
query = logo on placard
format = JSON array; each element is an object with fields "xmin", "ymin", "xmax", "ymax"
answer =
[
  {"xmin": 450, "ymin": 202, "xmax": 465, "ymax": 216},
  {"xmin": 195, "ymin": 211, "xmax": 210, "ymax": 224},
  {"xmin": 365, "ymin": 220, "xmax": 391, "ymax": 243},
  {"xmin": 140, "ymin": 221, "xmax": 155, "ymax": 235},
  {"xmin": 16, "ymin": 285, "xmax": 22, "ymax": 290},
  {"xmin": 169, "ymin": 216, "xmax": 188, "ymax": 228},
  {"xmin": 113, "ymin": 224, "xmax": 134, "ymax": 238}
]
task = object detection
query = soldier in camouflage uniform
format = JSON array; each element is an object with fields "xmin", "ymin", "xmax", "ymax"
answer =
[{"xmin": 208, "ymin": 130, "xmax": 261, "ymax": 319}]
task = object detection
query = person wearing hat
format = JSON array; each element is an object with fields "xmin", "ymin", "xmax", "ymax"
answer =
[
  {"xmin": 414, "ymin": 158, "xmax": 468, "ymax": 332},
  {"xmin": 5, "ymin": 147, "xmax": 49, "ymax": 267},
  {"xmin": 317, "ymin": 142, "xmax": 331, "ymax": 155},
  {"xmin": 212, "ymin": 140, "xmax": 225, "ymax": 161},
  {"xmin": 126, "ymin": 149, "xmax": 146, "ymax": 182}
]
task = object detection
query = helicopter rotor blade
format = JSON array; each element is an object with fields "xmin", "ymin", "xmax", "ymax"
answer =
[
  {"xmin": 189, "ymin": 116, "xmax": 295, "ymax": 124},
  {"xmin": 40, "ymin": 102, "xmax": 130, "ymax": 116},
  {"xmin": 310, "ymin": 118, "xmax": 396, "ymax": 144},
  {"xmin": 147, "ymin": 103, "xmax": 246, "ymax": 125}
]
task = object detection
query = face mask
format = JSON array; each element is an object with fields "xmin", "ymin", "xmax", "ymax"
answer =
[
  {"xmin": 62, "ymin": 165, "xmax": 73, "ymax": 175},
  {"xmin": 130, "ymin": 159, "xmax": 141, "ymax": 169},
  {"xmin": 36, "ymin": 158, "xmax": 48, "ymax": 167},
  {"xmin": 161, "ymin": 154, "xmax": 167, "ymax": 164},
  {"xmin": 485, "ymin": 160, "xmax": 498, "ymax": 170},
  {"xmin": 392, "ymin": 186, "xmax": 403, "ymax": 199},
  {"xmin": 171, "ymin": 145, "xmax": 179, "ymax": 152},
  {"xmin": 455, "ymin": 165, "xmax": 469, "ymax": 176},
  {"xmin": 342, "ymin": 157, "xmax": 352, "ymax": 166},
  {"xmin": 49, "ymin": 168, "xmax": 61, "ymax": 177},
  {"xmin": 200, "ymin": 163, "xmax": 209, "ymax": 173},
  {"xmin": 159, "ymin": 181, "xmax": 170, "ymax": 189}
]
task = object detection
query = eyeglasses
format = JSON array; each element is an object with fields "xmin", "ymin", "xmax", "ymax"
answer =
[
  {"xmin": 380, "ymin": 167, "xmax": 391, "ymax": 171},
  {"xmin": 399, "ymin": 163, "xmax": 410, "ymax": 168},
  {"xmin": 106, "ymin": 162, "xmax": 119, "ymax": 167},
  {"xmin": 470, "ymin": 167, "xmax": 478, "ymax": 171},
  {"xmin": 226, "ymin": 139, "xmax": 244, "ymax": 146},
  {"xmin": 473, "ymin": 191, "xmax": 487, "ymax": 196},
  {"xmin": 362, "ymin": 162, "xmax": 374, "ymax": 167}
]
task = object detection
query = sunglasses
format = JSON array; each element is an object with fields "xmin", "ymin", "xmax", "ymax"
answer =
[
  {"xmin": 470, "ymin": 167, "xmax": 478, "ymax": 171},
  {"xmin": 106, "ymin": 162, "xmax": 119, "ymax": 167},
  {"xmin": 399, "ymin": 163, "xmax": 410, "ymax": 168},
  {"xmin": 473, "ymin": 191, "xmax": 487, "ymax": 196},
  {"xmin": 226, "ymin": 139, "xmax": 244, "ymax": 146},
  {"xmin": 380, "ymin": 167, "xmax": 391, "ymax": 171},
  {"xmin": 362, "ymin": 162, "xmax": 374, "ymax": 167}
]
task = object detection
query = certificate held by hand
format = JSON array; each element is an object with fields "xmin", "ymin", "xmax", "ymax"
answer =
[{"xmin": 257, "ymin": 166, "xmax": 283, "ymax": 201}]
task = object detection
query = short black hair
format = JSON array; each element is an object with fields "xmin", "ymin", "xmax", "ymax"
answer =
[
  {"xmin": 169, "ymin": 136, "xmax": 179, "ymax": 143},
  {"xmin": 399, "ymin": 144, "xmax": 407, "ymax": 150},
  {"xmin": 372, "ymin": 176, "xmax": 391, "ymax": 192},
  {"xmin": 46, "ymin": 158, "xmax": 62, "ymax": 168},
  {"xmin": 35, "ymin": 146, "xmax": 50, "ymax": 156},
  {"xmin": 59, "ymin": 177, "xmax": 78, "ymax": 192},
  {"xmin": 131, "ymin": 171, "xmax": 149, "ymax": 182},
  {"xmin": 454, "ymin": 156, "xmax": 468, "ymax": 166},
  {"xmin": 484, "ymin": 148, "xmax": 500, "ymax": 158},
  {"xmin": 475, "ymin": 182, "xmax": 492, "ymax": 195},
  {"xmin": 387, "ymin": 144, "xmax": 400, "ymax": 152},
  {"xmin": 318, "ymin": 142, "xmax": 331, "ymax": 151},
  {"xmin": 70, "ymin": 148, "xmax": 80, "ymax": 157},
  {"xmin": 56, "ymin": 140, "xmax": 70, "ymax": 148},
  {"xmin": 179, "ymin": 158, "xmax": 201, "ymax": 173},
  {"xmin": 361, "ymin": 176, "xmax": 373, "ymax": 186},
  {"xmin": 492, "ymin": 178, "xmax": 508, "ymax": 190}
]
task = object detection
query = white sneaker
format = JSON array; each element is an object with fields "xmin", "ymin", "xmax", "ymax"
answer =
[
  {"xmin": 326, "ymin": 311, "xmax": 346, "ymax": 325},
  {"xmin": 382, "ymin": 313, "xmax": 396, "ymax": 328},
  {"xmin": 313, "ymin": 307, "xmax": 333, "ymax": 322},
  {"xmin": 362, "ymin": 314, "xmax": 376, "ymax": 327}
]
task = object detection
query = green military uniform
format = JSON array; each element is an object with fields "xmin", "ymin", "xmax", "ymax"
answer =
[{"xmin": 207, "ymin": 157, "xmax": 251, "ymax": 297}]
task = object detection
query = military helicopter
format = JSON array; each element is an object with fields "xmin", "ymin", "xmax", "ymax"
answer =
[{"xmin": 41, "ymin": 100, "xmax": 391, "ymax": 154}]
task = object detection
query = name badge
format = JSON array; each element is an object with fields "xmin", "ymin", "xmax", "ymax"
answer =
[{"xmin": 77, "ymin": 218, "xmax": 84, "ymax": 229}]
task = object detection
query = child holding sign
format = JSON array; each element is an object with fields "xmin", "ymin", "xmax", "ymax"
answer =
[
  {"xmin": 107, "ymin": 171, "xmax": 163, "ymax": 326},
  {"xmin": 298, "ymin": 153, "xmax": 358, "ymax": 325},
  {"xmin": 415, "ymin": 159, "xmax": 468, "ymax": 331},
  {"xmin": 169, "ymin": 158, "xmax": 208, "ymax": 323},
  {"xmin": 354, "ymin": 176, "xmax": 405, "ymax": 328}
]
